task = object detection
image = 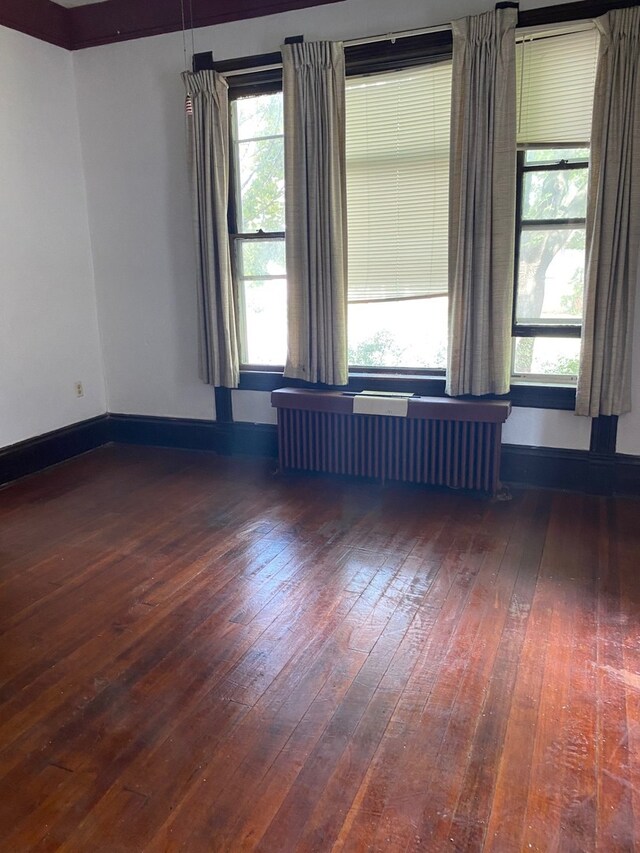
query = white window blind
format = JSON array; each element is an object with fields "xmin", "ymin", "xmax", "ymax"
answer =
[
  {"xmin": 345, "ymin": 62, "xmax": 452, "ymax": 304},
  {"xmin": 516, "ymin": 27, "xmax": 599, "ymax": 145}
]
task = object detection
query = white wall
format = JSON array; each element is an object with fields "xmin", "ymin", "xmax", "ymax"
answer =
[
  {"xmin": 617, "ymin": 269, "xmax": 640, "ymax": 455},
  {"xmin": 232, "ymin": 390, "xmax": 278, "ymax": 425},
  {"xmin": 73, "ymin": 32, "xmax": 216, "ymax": 421},
  {"xmin": 502, "ymin": 406, "xmax": 591, "ymax": 450},
  {"xmin": 71, "ymin": 0, "xmax": 639, "ymax": 453},
  {"xmin": 0, "ymin": 26, "xmax": 106, "ymax": 449}
]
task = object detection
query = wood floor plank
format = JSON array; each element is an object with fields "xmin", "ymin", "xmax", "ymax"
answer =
[
  {"xmin": 595, "ymin": 500, "xmax": 636, "ymax": 852},
  {"xmin": 447, "ymin": 490, "xmax": 552, "ymax": 851},
  {"xmin": 324, "ymin": 504, "xmax": 519, "ymax": 852},
  {"xmin": 617, "ymin": 498, "xmax": 640, "ymax": 853},
  {"xmin": 0, "ymin": 446, "xmax": 638, "ymax": 851},
  {"xmin": 518, "ymin": 494, "xmax": 587, "ymax": 852},
  {"xmin": 363, "ymin": 517, "xmax": 518, "ymax": 851}
]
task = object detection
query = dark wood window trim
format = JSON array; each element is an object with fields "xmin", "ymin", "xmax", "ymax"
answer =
[
  {"xmin": 212, "ymin": 29, "xmax": 454, "ymax": 90},
  {"xmin": 590, "ymin": 414, "xmax": 619, "ymax": 455},
  {"xmin": 214, "ymin": 387, "xmax": 233, "ymax": 423},
  {"xmin": 237, "ymin": 368, "xmax": 577, "ymax": 411}
]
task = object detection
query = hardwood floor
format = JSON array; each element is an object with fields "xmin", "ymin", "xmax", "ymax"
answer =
[{"xmin": 0, "ymin": 444, "xmax": 638, "ymax": 852}]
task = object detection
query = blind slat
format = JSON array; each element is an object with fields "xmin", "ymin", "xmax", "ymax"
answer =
[{"xmin": 346, "ymin": 63, "xmax": 452, "ymax": 303}]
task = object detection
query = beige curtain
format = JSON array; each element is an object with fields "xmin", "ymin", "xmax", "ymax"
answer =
[
  {"xmin": 446, "ymin": 8, "xmax": 518, "ymax": 397},
  {"xmin": 576, "ymin": 8, "xmax": 640, "ymax": 417},
  {"xmin": 182, "ymin": 70, "xmax": 239, "ymax": 388},
  {"xmin": 282, "ymin": 42, "xmax": 348, "ymax": 386}
]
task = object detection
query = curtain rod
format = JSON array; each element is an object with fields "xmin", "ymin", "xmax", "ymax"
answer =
[
  {"xmin": 220, "ymin": 17, "xmax": 595, "ymax": 78},
  {"xmin": 222, "ymin": 22, "xmax": 452, "ymax": 77}
]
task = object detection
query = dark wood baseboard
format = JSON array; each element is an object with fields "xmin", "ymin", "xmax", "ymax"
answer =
[
  {"xmin": 108, "ymin": 413, "xmax": 278, "ymax": 459},
  {"xmin": 501, "ymin": 444, "xmax": 640, "ymax": 497},
  {"xmin": 615, "ymin": 453, "xmax": 640, "ymax": 497},
  {"xmin": 0, "ymin": 415, "xmax": 110, "ymax": 487},
  {"xmin": 502, "ymin": 444, "xmax": 597, "ymax": 495},
  {"xmin": 2, "ymin": 413, "xmax": 639, "ymax": 497},
  {"xmin": 111, "ymin": 417, "xmax": 640, "ymax": 497}
]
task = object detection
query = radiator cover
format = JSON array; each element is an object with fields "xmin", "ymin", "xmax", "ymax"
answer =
[{"xmin": 271, "ymin": 389, "xmax": 511, "ymax": 496}]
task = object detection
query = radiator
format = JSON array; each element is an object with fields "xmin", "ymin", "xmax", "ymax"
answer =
[{"xmin": 271, "ymin": 389, "xmax": 511, "ymax": 496}]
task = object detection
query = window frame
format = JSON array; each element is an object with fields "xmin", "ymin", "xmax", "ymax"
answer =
[
  {"xmin": 225, "ymin": 34, "xmax": 453, "ymax": 377},
  {"xmin": 217, "ymin": 22, "xmax": 592, "ymax": 406},
  {"xmin": 511, "ymin": 146, "xmax": 589, "ymax": 383}
]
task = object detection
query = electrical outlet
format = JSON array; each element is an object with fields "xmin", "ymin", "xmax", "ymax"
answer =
[{"xmin": 75, "ymin": 381, "xmax": 84, "ymax": 398}]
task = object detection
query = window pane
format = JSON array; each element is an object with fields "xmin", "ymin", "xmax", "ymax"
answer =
[
  {"xmin": 241, "ymin": 279, "xmax": 286, "ymax": 366},
  {"xmin": 348, "ymin": 297, "xmax": 447, "ymax": 369},
  {"xmin": 237, "ymin": 137, "xmax": 285, "ymax": 232},
  {"xmin": 522, "ymin": 168, "xmax": 588, "ymax": 220},
  {"xmin": 239, "ymin": 239, "xmax": 285, "ymax": 278},
  {"xmin": 235, "ymin": 93, "xmax": 283, "ymax": 141},
  {"xmin": 524, "ymin": 147, "xmax": 589, "ymax": 165},
  {"xmin": 516, "ymin": 228, "xmax": 585, "ymax": 322},
  {"xmin": 346, "ymin": 63, "xmax": 451, "ymax": 303},
  {"xmin": 513, "ymin": 337, "xmax": 580, "ymax": 377}
]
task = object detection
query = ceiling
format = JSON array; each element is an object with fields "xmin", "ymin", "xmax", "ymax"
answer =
[
  {"xmin": 50, "ymin": 0, "xmax": 110, "ymax": 6},
  {"xmin": 52, "ymin": 0, "xmax": 110, "ymax": 9}
]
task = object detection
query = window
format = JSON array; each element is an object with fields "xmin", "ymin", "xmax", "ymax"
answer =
[
  {"xmin": 229, "ymin": 58, "xmax": 452, "ymax": 373},
  {"xmin": 229, "ymin": 26, "xmax": 599, "ymax": 386},
  {"xmin": 345, "ymin": 62, "xmax": 452, "ymax": 371},
  {"xmin": 512, "ymin": 26, "xmax": 599, "ymax": 381},
  {"xmin": 513, "ymin": 146, "xmax": 588, "ymax": 379},
  {"xmin": 230, "ymin": 92, "xmax": 286, "ymax": 366}
]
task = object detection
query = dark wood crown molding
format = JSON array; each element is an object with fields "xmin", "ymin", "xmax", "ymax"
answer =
[
  {"xmin": 0, "ymin": 0, "xmax": 341, "ymax": 51},
  {"xmin": 68, "ymin": 0, "xmax": 342, "ymax": 50},
  {"xmin": 1, "ymin": 0, "xmax": 637, "ymax": 52},
  {"xmin": 0, "ymin": 0, "xmax": 70, "ymax": 49}
]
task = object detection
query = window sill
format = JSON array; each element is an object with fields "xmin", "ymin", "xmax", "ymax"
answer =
[{"xmin": 238, "ymin": 369, "xmax": 577, "ymax": 411}]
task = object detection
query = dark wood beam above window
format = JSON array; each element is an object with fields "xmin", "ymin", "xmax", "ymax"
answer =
[
  {"xmin": 0, "ymin": 0, "xmax": 342, "ymax": 51},
  {"xmin": 519, "ymin": 0, "xmax": 639, "ymax": 28}
]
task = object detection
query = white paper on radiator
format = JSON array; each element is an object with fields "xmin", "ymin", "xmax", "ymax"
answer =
[{"xmin": 352, "ymin": 394, "xmax": 409, "ymax": 417}]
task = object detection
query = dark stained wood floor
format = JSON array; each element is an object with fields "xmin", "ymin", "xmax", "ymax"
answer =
[{"xmin": 1, "ymin": 445, "xmax": 639, "ymax": 852}]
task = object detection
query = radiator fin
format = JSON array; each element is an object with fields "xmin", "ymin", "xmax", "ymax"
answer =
[{"xmin": 277, "ymin": 410, "xmax": 502, "ymax": 494}]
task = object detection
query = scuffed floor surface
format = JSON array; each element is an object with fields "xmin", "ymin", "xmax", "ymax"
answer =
[{"xmin": 0, "ymin": 445, "xmax": 638, "ymax": 851}]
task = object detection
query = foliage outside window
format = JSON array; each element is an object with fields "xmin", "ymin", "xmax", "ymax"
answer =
[
  {"xmin": 230, "ymin": 93, "xmax": 286, "ymax": 367},
  {"xmin": 512, "ymin": 147, "xmax": 588, "ymax": 380}
]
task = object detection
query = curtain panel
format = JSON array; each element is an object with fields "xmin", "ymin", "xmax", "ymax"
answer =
[
  {"xmin": 576, "ymin": 7, "xmax": 640, "ymax": 417},
  {"xmin": 182, "ymin": 70, "xmax": 239, "ymax": 389},
  {"xmin": 282, "ymin": 41, "xmax": 349, "ymax": 386},
  {"xmin": 446, "ymin": 7, "xmax": 518, "ymax": 397}
]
